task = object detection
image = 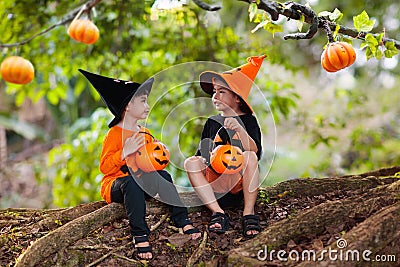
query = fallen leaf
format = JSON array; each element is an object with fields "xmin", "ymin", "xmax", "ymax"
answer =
[
  {"xmin": 30, "ymin": 227, "xmax": 39, "ymax": 234},
  {"xmin": 166, "ymin": 233, "xmax": 191, "ymax": 247},
  {"xmin": 233, "ymin": 237, "xmax": 243, "ymax": 245},
  {"xmin": 287, "ymin": 239, "xmax": 297, "ymax": 248},
  {"xmin": 312, "ymin": 239, "xmax": 324, "ymax": 250}
]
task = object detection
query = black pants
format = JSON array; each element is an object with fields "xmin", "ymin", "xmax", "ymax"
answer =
[
  {"xmin": 110, "ymin": 170, "xmax": 190, "ymax": 236},
  {"xmin": 215, "ymin": 191, "xmax": 244, "ymax": 209}
]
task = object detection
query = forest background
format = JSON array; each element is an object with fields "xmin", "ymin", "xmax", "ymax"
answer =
[{"xmin": 0, "ymin": 0, "xmax": 399, "ymax": 209}]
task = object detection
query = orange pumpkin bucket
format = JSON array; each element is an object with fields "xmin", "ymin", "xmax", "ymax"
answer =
[
  {"xmin": 210, "ymin": 127, "xmax": 244, "ymax": 174},
  {"xmin": 135, "ymin": 132, "xmax": 170, "ymax": 172}
]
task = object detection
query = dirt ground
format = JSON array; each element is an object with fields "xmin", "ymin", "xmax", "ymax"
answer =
[{"xmin": 0, "ymin": 187, "xmax": 361, "ymax": 267}]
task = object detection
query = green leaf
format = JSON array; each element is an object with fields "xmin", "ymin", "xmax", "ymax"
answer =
[
  {"xmin": 263, "ymin": 22, "xmax": 283, "ymax": 37},
  {"xmin": 365, "ymin": 47, "xmax": 374, "ymax": 60},
  {"xmin": 375, "ymin": 49, "xmax": 383, "ymax": 60},
  {"xmin": 253, "ymin": 13, "xmax": 263, "ymax": 23},
  {"xmin": 47, "ymin": 90, "xmax": 59, "ymax": 105},
  {"xmin": 251, "ymin": 20, "xmax": 269, "ymax": 33},
  {"xmin": 365, "ymin": 33, "xmax": 378, "ymax": 46},
  {"xmin": 15, "ymin": 90, "xmax": 26, "ymax": 107},
  {"xmin": 376, "ymin": 33, "xmax": 384, "ymax": 44},
  {"xmin": 330, "ymin": 8, "xmax": 343, "ymax": 22},
  {"xmin": 297, "ymin": 15, "xmax": 305, "ymax": 32},
  {"xmin": 248, "ymin": 3, "xmax": 258, "ymax": 22},
  {"xmin": 333, "ymin": 24, "xmax": 340, "ymax": 40},
  {"xmin": 318, "ymin": 8, "xmax": 343, "ymax": 22},
  {"xmin": 384, "ymin": 42, "xmax": 399, "ymax": 58},
  {"xmin": 353, "ymin": 10, "xmax": 375, "ymax": 32}
]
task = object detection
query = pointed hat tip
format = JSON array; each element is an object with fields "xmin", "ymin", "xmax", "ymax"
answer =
[{"xmin": 246, "ymin": 55, "xmax": 267, "ymax": 67}]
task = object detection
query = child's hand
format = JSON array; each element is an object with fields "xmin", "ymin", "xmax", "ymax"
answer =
[
  {"xmin": 224, "ymin": 117, "xmax": 243, "ymax": 132},
  {"xmin": 123, "ymin": 132, "xmax": 146, "ymax": 158}
]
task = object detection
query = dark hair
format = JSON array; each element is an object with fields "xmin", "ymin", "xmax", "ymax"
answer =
[
  {"xmin": 238, "ymin": 97, "xmax": 252, "ymax": 114},
  {"xmin": 213, "ymin": 77, "xmax": 252, "ymax": 114},
  {"xmin": 135, "ymin": 87, "xmax": 150, "ymax": 97}
]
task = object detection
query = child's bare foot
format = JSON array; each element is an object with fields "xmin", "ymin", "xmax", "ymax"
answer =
[
  {"xmin": 182, "ymin": 224, "xmax": 202, "ymax": 240},
  {"xmin": 134, "ymin": 235, "xmax": 153, "ymax": 260}
]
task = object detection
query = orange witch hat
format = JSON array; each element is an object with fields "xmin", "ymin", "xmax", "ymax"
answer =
[{"xmin": 199, "ymin": 55, "xmax": 266, "ymax": 113}]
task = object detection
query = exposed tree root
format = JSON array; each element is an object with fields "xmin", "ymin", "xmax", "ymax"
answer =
[
  {"xmin": 15, "ymin": 203, "xmax": 125, "ymax": 267},
  {"xmin": 85, "ymin": 241, "xmax": 136, "ymax": 267},
  {"xmin": 186, "ymin": 231, "xmax": 208, "ymax": 267},
  {"xmin": 297, "ymin": 201, "xmax": 400, "ymax": 267},
  {"xmin": 2, "ymin": 166, "xmax": 399, "ymax": 266},
  {"xmin": 227, "ymin": 180, "xmax": 400, "ymax": 265}
]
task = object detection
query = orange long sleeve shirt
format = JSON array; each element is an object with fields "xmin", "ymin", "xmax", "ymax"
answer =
[{"xmin": 99, "ymin": 125, "xmax": 150, "ymax": 203}]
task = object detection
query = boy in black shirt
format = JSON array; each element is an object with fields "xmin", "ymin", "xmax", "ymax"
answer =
[{"xmin": 184, "ymin": 55, "xmax": 265, "ymax": 238}]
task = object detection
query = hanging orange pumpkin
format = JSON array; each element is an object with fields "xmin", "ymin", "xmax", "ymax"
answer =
[
  {"xmin": 136, "ymin": 141, "xmax": 170, "ymax": 172},
  {"xmin": 0, "ymin": 56, "xmax": 35, "ymax": 85},
  {"xmin": 210, "ymin": 145, "xmax": 244, "ymax": 174},
  {"xmin": 321, "ymin": 42, "xmax": 356, "ymax": 72},
  {"xmin": 67, "ymin": 19, "xmax": 99, "ymax": 44}
]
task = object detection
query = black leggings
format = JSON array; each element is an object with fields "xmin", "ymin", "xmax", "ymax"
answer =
[{"xmin": 110, "ymin": 170, "xmax": 190, "ymax": 236}]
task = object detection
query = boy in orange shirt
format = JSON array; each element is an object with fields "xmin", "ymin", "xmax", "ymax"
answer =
[{"xmin": 79, "ymin": 69, "xmax": 200, "ymax": 260}]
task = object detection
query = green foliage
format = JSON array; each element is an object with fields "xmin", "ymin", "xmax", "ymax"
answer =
[
  {"xmin": 249, "ymin": 5, "xmax": 283, "ymax": 36},
  {"xmin": 264, "ymin": 80, "xmax": 299, "ymax": 124},
  {"xmin": 318, "ymin": 8, "xmax": 343, "ymax": 22},
  {"xmin": 47, "ymin": 108, "xmax": 110, "ymax": 207},
  {"xmin": 352, "ymin": 10, "xmax": 399, "ymax": 60},
  {"xmin": 257, "ymin": 188, "xmax": 270, "ymax": 205},
  {"xmin": 360, "ymin": 33, "xmax": 399, "ymax": 60},
  {"xmin": 342, "ymin": 127, "xmax": 400, "ymax": 172},
  {"xmin": 248, "ymin": 2, "xmax": 258, "ymax": 22},
  {"xmin": 0, "ymin": 113, "xmax": 49, "ymax": 140},
  {"xmin": 353, "ymin": 11, "xmax": 375, "ymax": 32}
]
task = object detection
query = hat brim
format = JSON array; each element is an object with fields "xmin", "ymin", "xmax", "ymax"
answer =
[
  {"xmin": 108, "ymin": 77, "xmax": 155, "ymax": 127},
  {"xmin": 199, "ymin": 71, "xmax": 253, "ymax": 114}
]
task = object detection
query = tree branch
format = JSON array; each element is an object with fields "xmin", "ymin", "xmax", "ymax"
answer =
[
  {"xmin": 282, "ymin": 2, "xmax": 319, "ymax": 40},
  {"xmin": 0, "ymin": 0, "xmax": 102, "ymax": 48},
  {"xmin": 239, "ymin": 0, "xmax": 400, "ymax": 49},
  {"xmin": 192, "ymin": 0, "xmax": 221, "ymax": 11}
]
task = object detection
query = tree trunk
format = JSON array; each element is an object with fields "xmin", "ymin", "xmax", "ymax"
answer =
[{"xmin": 0, "ymin": 126, "xmax": 6, "ymax": 169}]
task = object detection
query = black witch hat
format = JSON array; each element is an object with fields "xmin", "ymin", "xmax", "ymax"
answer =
[{"xmin": 79, "ymin": 69, "xmax": 154, "ymax": 128}]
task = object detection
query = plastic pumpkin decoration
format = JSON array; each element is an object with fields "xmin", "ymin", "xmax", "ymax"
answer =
[
  {"xmin": 210, "ymin": 145, "xmax": 244, "ymax": 174},
  {"xmin": 321, "ymin": 42, "xmax": 356, "ymax": 72},
  {"xmin": 67, "ymin": 19, "xmax": 99, "ymax": 44},
  {"xmin": 136, "ymin": 141, "xmax": 170, "ymax": 172},
  {"xmin": 125, "ymin": 130, "xmax": 154, "ymax": 172},
  {"xmin": 1, "ymin": 56, "xmax": 34, "ymax": 84}
]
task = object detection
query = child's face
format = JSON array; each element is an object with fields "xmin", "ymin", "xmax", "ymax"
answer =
[
  {"xmin": 211, "ymin": 79, "xmax": 241, "ymax": 114},
  {"xmin": 125, "ymin": 94, "xmax": 150, "ymax": 120}
]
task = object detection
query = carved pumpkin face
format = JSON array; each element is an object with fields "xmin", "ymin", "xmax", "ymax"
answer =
[
  {"xmin": 210, "ymin": 145, "xmax": 244, "ymax": 174},
  {"xmin": 136, "ymin": 141, "xmax": 170, "ymax": 172}
]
